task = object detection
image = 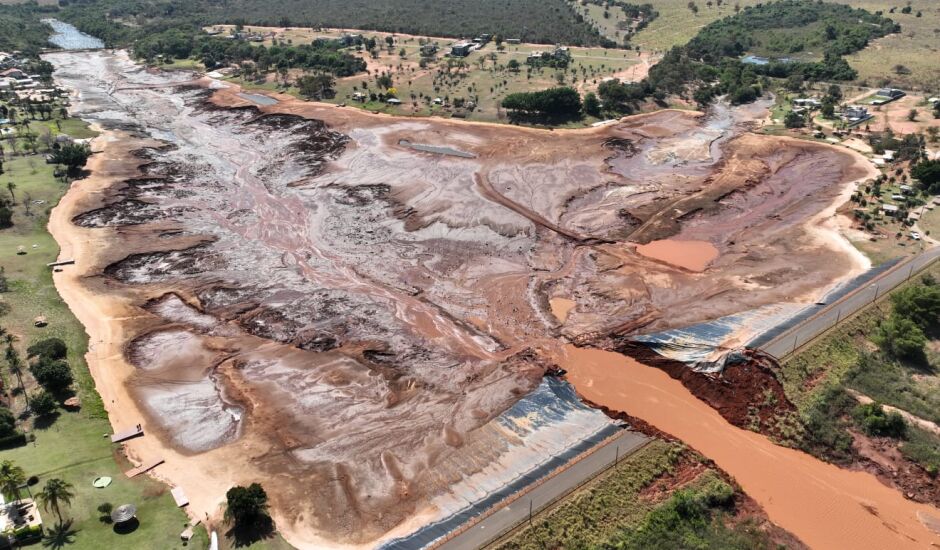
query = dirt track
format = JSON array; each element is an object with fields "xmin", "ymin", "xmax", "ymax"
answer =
[{"xmin": 46, "ymin": 50, "xmax": 885, "ymax": 548}]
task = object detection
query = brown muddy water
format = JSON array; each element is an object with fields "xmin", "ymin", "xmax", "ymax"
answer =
[
  {"xmin": 634, "ymin": 239, "xmax": 719, "ymax": 272},
  {"xmin": 562, "ymin": 345, "xmax": 940, "ymax": 549},
  {"xmin": 47, "ymin": 49, "xmax": 888, "ymax": 548}
]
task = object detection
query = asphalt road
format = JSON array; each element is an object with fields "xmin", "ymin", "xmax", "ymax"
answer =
[
  {"xmin": 436, "ymin": 429, "xmax": 650, "ymax": 550},
  {"xmin": 760, "ymin": 247, "xmax": 940, "ymax": 359}
]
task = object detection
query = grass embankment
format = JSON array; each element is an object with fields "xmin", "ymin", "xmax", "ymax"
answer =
[
  {"xmin": 493, "ymin": 440, "xmax": 779, "ymax": 550},
  {"xmin": 0, "ymin": 119, "xmax": 207, "ymax": 548},
  {"xmin": 777, "ymin": 262, "xmax": 940, "ymax": 470}
]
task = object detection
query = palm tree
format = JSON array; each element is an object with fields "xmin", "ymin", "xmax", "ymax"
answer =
[
  {"xmin": 37, "ymin": 478, "xmax": 75, "ymax": 524},
  {"xmin": 0, "ymin": 460, "xmax": 26, "ymax": 502}
]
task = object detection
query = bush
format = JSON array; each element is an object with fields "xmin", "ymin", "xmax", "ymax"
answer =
[
  {"xmin": 854, "ymin": 402, "xmax": 906, "ymax": 438},
  {"xmin": 26, "ymin": 338, "xmax": 67, "ymax": 361},
  {"xmin": 30, "ymin": 358, "xmax": 73, "ymax": 393},
  {"xmin": 784, "ymin": 110, "xmax": 805, "ymax": 129},
  {"xmin": 0, "ymin": 407, "xmax": 16, "ymax": 437},
  {"xmin": 875, "ymin": 315, "xmax": 926, "ymax": 361}
]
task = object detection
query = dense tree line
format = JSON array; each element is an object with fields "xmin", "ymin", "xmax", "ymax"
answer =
[
  {"xmin": 501, "ymin": 87, "xmax": 582, "ymax": 121},
  {"xmin": 53, "ymin": 0, "xmax": 609, "ymax": 47}
]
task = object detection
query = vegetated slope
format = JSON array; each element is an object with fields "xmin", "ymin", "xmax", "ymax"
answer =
[
  {"xmin": 57, "ymin": 0, "xmax": 608, "ymax": 46},
  {"xmin": 599, "ymin": 0, "xmax": 898, "ymax": 113},
  {"xmin": 0, "ymin": 3, "xmax": 58, "ymax": 52},
  {"xmin": 684, "ymin": 0, "xmax": 898, "ymax": 62}
]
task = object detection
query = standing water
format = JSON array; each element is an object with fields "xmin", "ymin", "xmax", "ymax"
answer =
[{"xmin": 42, "ymin": 19, "xmax": 105, "ymax": 50}]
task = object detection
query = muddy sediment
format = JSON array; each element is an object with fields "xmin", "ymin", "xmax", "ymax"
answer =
[{"xmin": 46, "ymin": 49, "xmax": 887, "ymax": 548}]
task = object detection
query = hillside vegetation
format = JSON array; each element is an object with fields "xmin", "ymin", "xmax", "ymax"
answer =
[{"xmin": 55, "ymin": 0, "xmax": 609, "ymax": 47}]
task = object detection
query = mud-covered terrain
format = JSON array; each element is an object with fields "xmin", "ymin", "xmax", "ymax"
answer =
[{"xmin": 47, "ymin": 50, "xmax": 873, "ymax": 548}]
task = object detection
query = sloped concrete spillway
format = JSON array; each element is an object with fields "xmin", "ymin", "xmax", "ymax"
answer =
[{"xmin": 48, "ymin": 49, "xmax": 876, "ymax": 548}]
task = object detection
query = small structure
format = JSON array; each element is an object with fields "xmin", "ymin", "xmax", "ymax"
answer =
[
  {"xmin": 793, "ymin": 98, "xmax": 821, "ymax": 108},
  {"xmin": 899, "ymin": 184, "xmax": 913, "ymax": 194},
  {"xmin": 876, "ymin": 88, "xmax": 905, "ymax": 100},
  {"xmin": 385, "ymin": 97, "xmax": 402, "ymax": 105},
  {"xmin": 171, "ymin": 487, "xmax": 189, "ymax": 508},
  {"xmin": 111, "ymin": 424, "xmax": 143, "ymax": 443},
  {"xmin": 881, "ymin": 203, "xmax": 900, "ymax": 216},
  {"xmin": 842, "ymin": 105, "xmax": 872, "ymax": 126},
  {"xmin": 0, "ymin": 498, "xmax": 43, "ymax": 545},
  {"xmin": 33, "ymin": 316, "xmax": 47, "ymax": 328},
  {"xmin": 450, "ymin": 42, "xmax": 473, "ymax": 57},
  {"xmin": 0, "ymin": 68, "xmax": 25, "ymax": 80},
  {"xmin": 419, "ymin": 44, "xmax": 438, "ymax": 56},
  {"xmin": 883, "ymin": 150, "xmax": 896, "ymax": 162},
  {"xmin": 505, "ymin": 38, "xmax": 521, "ymax": 45},
  {"xmin": 111, "ymin": 504, "xmax": 137, "ymax": 525},
  {"xmin": 124, "ymin": 457, "xmax": 164, "ymax": 478},
  {"xmin": 351, "ymin": 91, "xmax": 366, "ymax": 102}
]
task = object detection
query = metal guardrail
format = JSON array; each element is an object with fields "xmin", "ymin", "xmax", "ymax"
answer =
[{"xmin": 759, "ymin": 248, "xmax": 940, "ymax": 360}]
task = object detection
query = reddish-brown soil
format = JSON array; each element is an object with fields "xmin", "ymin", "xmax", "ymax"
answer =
[{"xmin": 47, "ymin": 49, "xmax": 885, "ymax": 548}]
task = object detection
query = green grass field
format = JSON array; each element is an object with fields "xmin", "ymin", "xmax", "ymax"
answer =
[{"xmin": 0, "ymin": 129, "xmax": 208, "ymax": 548}]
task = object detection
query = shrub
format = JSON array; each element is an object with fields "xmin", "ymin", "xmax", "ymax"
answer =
[
  {"xmin": 854, "ymin": 402, "xmax": 906, "ymax": 438},
  {"xmin": 0, "ymin": 407, "xmax": 15, "ymax": 437}
]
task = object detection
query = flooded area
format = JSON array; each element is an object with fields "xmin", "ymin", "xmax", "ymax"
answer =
[
  {"xmin": 46, "ymin": 49, "xmax": 882, "ymax": 548},
  {"xmin": 561, "ymin": 345, "xmax": 940, "ymax": 549},
  {"xmin": 42, "ymin": 19, "xmax": 105, "ymax": 50},
  {"xmin": 634, "ymin": 239, "xmax": 718, "ymax": 272}
]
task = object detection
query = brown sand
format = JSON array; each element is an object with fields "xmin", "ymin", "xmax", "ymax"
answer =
[
  {"xmin": 560, "ymin": 344, "xmax": 940, "ymax": 550},
  {"xmin": 634, "ymin": 239, "xmax": 719, "ymax": 272}
]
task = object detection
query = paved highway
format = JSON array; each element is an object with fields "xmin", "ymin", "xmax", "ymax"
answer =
[
  {"xmin": 436, "ymin": 429, "xmax": 650, "ymax": 550},
  {"xmin": 760, "ymin": 247, "xmax": 940, "ymax": 359}
]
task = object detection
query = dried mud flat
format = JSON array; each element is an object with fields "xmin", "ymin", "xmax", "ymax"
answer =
[{"xmin": 47, "ymin": 50, "xmax": 881, "ymax": 548}]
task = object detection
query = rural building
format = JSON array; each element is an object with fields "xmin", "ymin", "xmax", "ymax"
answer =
[
  {"xmin": 842, "ymin": 106, "xmax": 871, "ymax": 126},
  {"xmin": 420, "ymin": 44, "xmax": 438, "ymax": 56},
  {"xmin": 0, "ymin": 68, "xmax": 26, "ymax": 79},
  {"xmin": 450, "ymin": 42, "xmax": 474, "ymax": 57},
  {"xmin": 881, "ymin": 203, "xmax": 900, "ymax": 216},
  {"xmin": 876, "ymin": 88, "xmax": 905, "ymax": 99},
  {"xmin": 793, "ymin": 98, "xmax": 821, "ymax": 108}
]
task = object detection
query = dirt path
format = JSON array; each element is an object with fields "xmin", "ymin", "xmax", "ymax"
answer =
[
  {"xmin": 848, "ymin": 389, "xmax": 940, "ymax": 439},
  {"xmin": 560, "ymin": 344, "xmax": 940, "ymax": 550}
]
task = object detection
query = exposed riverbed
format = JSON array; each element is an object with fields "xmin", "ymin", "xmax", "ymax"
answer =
[{"xmin": 46, "ymin": 49, "xmax": 889, "ymax": 548}]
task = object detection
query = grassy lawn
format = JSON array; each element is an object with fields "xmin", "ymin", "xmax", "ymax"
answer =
[{"xmin": 0, "ymin": 134, "xmax": 207, "ymax": 548}]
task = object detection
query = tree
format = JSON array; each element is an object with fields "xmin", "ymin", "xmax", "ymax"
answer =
[
  {"xmin": 891, "ymin": 284, "xmax": 940, "ymax": 331},
  {"xmin": 37, "ymin": 478, "xmax": 75, "ymax": 523},
  {"xmin": 225, "ymin": 483, "xmax": 271, "ymax": 529},
  {"xmin": 27, "ymin": 338, "xmax": 67, "ymax": 361},
  {"xmin": 51, "ymin": 143, "xmax": 92, "ymax": 176},
  {"xmin": 784, "ymin": 110, "xmax": 805, "ymax": 129},
  {"xmin": 30, "ymin": 359, "xmax": 73, "ymax": 393},
  {"xmin": 0, "ymin": 460, "xmax": 25, "ymax": 502},
  {"xmin": 30, "ymin": 390, "xmax": 57, "ymax": 417},
  {"xmin": 907, "ymin": 109, "xmax": 918, "ymax": 122},
  {"xmin": 507, "ymin": 59, "xmax": 520, "ymax": 72},
  {"xmin": 5, "ymin": 182, "xmax": 12, "ymax": 201},
  {"xmin": 0, "ymin": 206, "xmax": 11, "ymax": 229},
  {"xmin": 911, "ymin": 160, "xmax": 940, "ymax": 193},
  {"xmin": 583, "ymin": 92, "xmax": 601, "ymax": 117},
  {"xmin": 296, "ymin": 74, "xmax": 336, "ymax": 100}
]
